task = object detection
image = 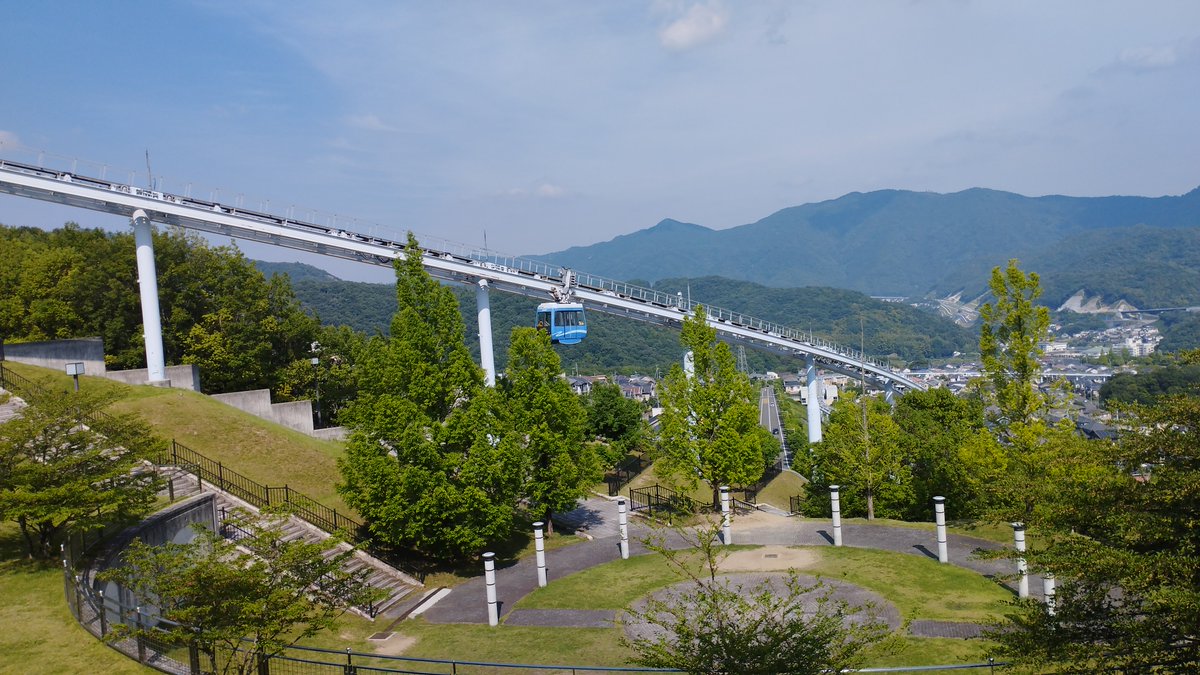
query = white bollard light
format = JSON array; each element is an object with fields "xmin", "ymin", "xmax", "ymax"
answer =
[
  {"xmin": 720, "ymin": 486, "xmax": 732, "ymax": 545},
  {"xmin": 483, "ymin": 552, "xmax": 499, "ymax": 626},
  {"xmin": 830, "ymin": 485, "xmax": 843, "ymax": 546},
  {"xmin": 934, "ymin": 496, "xmax": 948, "ymax": 563},
  {"xmin": 1043, "ymin": 573, "xmax": 1056, "ymax": 616},
  {"xmin": 1013, "ymin": 522, "xmax": 1029, "ymax": 598},
  {"xmin": 533, "ymin": 522, "xmax": 547, "ymax": 587},
  {"xmin": 617, "ymin": 498, "xmax": 629, "ymax": 560}
]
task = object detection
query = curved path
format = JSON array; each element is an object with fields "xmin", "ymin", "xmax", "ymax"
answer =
[{"xmin": 419, "ymin": 497, "xmax": 1037, "ymax": 638}]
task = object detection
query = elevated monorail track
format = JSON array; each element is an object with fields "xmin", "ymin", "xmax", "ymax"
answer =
[{"xmin": 0, "ymin": 156, "xmax": 923, "ymax": 392}]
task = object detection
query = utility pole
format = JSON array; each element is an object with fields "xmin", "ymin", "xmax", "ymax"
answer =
[{"xmin": 860, "ymin": 317, "xmax": 874, "ymax": 520}]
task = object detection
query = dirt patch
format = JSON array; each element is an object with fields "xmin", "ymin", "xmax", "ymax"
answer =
[
  {"xmin": 721, "ymin": 545, "xmax": 817, "ymax": 572},
  {"xmin": 732, "ymin": 509, "xmax": 789, "ymax": 529},
  {"xmin": 371, "ymin": 633, "xmax": 418, "ymax": 656}
]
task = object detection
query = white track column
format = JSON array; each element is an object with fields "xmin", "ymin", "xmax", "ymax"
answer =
[
  {"xmin": 131, "ymin": 210, "xmax": 168, "ymax": 385},
  {"xmin": 805, "ymin": 356, "xmax": 822, "ymax": 443},
  {"xmin": 476, "ymin": 279, "xmax": 496, "ymax": 386}
]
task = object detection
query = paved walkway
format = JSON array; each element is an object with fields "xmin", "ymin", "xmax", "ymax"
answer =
[{"xmin": 420, "ymin": 499, "xmax": 1038, "ymax": 639}]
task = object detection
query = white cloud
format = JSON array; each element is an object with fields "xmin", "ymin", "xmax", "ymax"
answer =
[
  {"xmin": 0, "ymin": 130, "xmax": 23, "ymax": 148},
  {"xmin": 659, "ymin": 1, "xmax": 729, "ymax": 51},
  {"xmin": 1118, "ymin": 44, "xmax": 1180, "ymax": 70},
  {"xmin": 345, "ymin": 113, "xmax": 397, "ymax": 132},
  {"xmin": 535, "ymin": 183, "xmax": 566, "ymax": 198},
  {"xmin": 495, "ymin": 183, "xmax": 568, "ymax": 200}
]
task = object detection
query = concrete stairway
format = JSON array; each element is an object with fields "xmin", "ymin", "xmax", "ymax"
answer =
[
  {"xmin": 1, "ymin": 384, "xmax": 425, "ymax": 620},
  {"xmin": 156, "ymin": 468, "xmax": 425, "ymax": 620},
  {"xmin": 0, "ymin": 387, "xmax": 26, "ymax": 423}
]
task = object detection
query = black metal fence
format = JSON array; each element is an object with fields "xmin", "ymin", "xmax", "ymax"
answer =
[
  {"xmin": 0, "ymin": 360, "xmax": 35, "ymax": 395},
  {"xmin": 160, "ymin": 440, "xmax": 362, "ymax": 537},
  {"xmin": 628, "ymin": 484, "xmax": 700, "ymax": 517},
  {"xmin": 606, "ymin": 454, "xmax": 648, "ymax": 496}
]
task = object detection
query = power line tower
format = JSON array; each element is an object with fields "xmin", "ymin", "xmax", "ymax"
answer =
[{"xmin": 737, "ymin": 345, "xmax": 749, "ymax": 375}]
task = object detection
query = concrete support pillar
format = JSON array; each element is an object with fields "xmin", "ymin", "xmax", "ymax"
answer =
[
  {"xmin": 884, "ymin": 381, "xmax": 897, "ymax": 407},
  {"xmin": 533, "ymin": 522, "xmax": 548, "ymax": 587},
  {"xmin": 131, "ymin": 210, "xmax": 167, "ymax": 385},
  {"xmin": 934, "ymin": 496, "xmax": 948, "ymax": 563},
  {"xmin": 720, "ymin": 486, "xmax": 731, "ymax": 545},
  {"xmin": 476, "ymin": 279, "xmax": 496, "ymax": 387},
  {"xmin": 483, "ymin": 551, "xmax": 498, "ymax": 626},
  {"xmin": 805, "ymin": 356, "xmax": 823, "ymax": 444},
  {"xmin": 830, "ymin": 485, "xmax": 843, "ymax": 546},
  {"xmin": 1013, "ymin": 522, "xmax": 1029, "ymax": 598},
  {"xmin": 1043, "ymin": 573, "xmax": 1056, "ymax": 615},
  {"xmin": 617, "ymin": 498, "xmax": 629, "ymax": 559}
]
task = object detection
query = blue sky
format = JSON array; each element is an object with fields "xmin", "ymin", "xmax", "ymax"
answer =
[{"xmin": 2, "ymin": 1, "xmax": 1198, "ymax": 282}]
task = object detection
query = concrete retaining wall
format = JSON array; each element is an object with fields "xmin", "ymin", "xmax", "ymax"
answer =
[
  {"xmin": 313, "ymin": 426, "xmax": 349, "ymax": 441},
  {"xmin": 213, "ymin": 389, "xmax": 324, "ymax": 435},
  {"xmin": 0, "ymin": 337, "xmax": 107, "ymax": 374},
  {"xmin": 103, "ymin": 364, "xmax": 201, "ymax": 392},
  {"xmin": 0, "ymin": 337, "xmax": 201, "ymax": 391},
  {"xmin": 94, "ymin": 494, "xmax": 217, "ymax": 612}
]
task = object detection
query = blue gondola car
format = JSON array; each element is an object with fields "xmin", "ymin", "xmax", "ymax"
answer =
[{"xmin": 536, "ymin": 302, "xmax": 587, "ymax": 345}]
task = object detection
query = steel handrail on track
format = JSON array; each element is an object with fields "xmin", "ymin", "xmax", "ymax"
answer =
[{"xmin": 0, "ymin": 149, "xmax": 923, "ymax": 392}]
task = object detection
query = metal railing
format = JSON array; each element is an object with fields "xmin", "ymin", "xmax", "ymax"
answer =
[
  {"xmin": 606, "ymin": 454, "xmax": 649, "ymax": 496},
  {"xmin": 161, "ymin": 439, "xmax": 363, "ymax": 542},
  {"xmin": 628, "ymin": 484, "xmax": 700, "ymax": 517}
]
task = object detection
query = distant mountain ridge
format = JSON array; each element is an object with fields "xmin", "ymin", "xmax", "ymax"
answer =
[{"xmin": 535, "ymin": 186, "xmax": 1200, "ymax": 305}]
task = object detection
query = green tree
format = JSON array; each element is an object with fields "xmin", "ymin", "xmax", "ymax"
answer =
[
  {"xmin": 99, "ymin": 509, "xmax": 379, "ymax": 675},
  {"xmin": 987, "ymin": 395, "xmax": 1200, "ymax": 671},
  {"xmin": 337, "ymin": 234, "xmax": 519, "ymax": 557},
  {"xmin": 501, "ymin": 328, "xmax": 599, "ymax": 532},
  {"xmin": 623, "ymin": 520, "xmax": 892, "ymax": 674},
  {"xmin": 806, "ymin": 396, "xmax": 909, "ymax": 520},
  {"xmin": 978, "ymin": 259, "xmax": 1052, "ymax": 444},
  {"xmin": 273, "ymin": 324, "xmax": 366, "ymax": 425},
  {"xmin": 892, "ymin": 388, "xmax": 1006, "ymax": 520},
  {"xmin": 583, "ymin": 381, "xmax": 646, "ymax": 466},
  {"xmin": 0, "ymin": 384, "xmax": 163, "ymax": 558},
  {"xmin": 656, "ymin": 306, "xmax": 775, "ymax": 506}
]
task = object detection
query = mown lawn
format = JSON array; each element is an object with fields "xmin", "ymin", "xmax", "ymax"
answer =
[{"xmin": 0, "ymin": 523, "xmax": 151, "ymax": 675}]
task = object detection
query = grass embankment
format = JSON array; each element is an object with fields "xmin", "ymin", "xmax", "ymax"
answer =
[
  {"xmin": 0, "ymin": 523, "xmax": 151, "ymax": 675},
  {"xmin": 4, "ymin": 362, "xmax": 352, "ymax": 515}
]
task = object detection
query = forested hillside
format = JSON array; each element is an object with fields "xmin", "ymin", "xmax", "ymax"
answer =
[
  {"xmin": 267, "ymin": 263, "xmax": 974, "ymax": 372},
  {"xmin": 537, "ymin": 186, "xmax": 1200, "ymax": 303},
  {"xmin": 0, "ymin": 223, "xmax": 329, "ymax": 399}
]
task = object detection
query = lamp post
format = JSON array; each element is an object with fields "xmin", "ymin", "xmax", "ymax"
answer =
[{"xmin": 310, "ymin": 356, "xmax": 321, "ymax": 428}]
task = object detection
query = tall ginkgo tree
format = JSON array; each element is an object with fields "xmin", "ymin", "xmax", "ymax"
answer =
[{"xmin": 656, "ymin": 306, "xmax": 775, "ymax": 506}]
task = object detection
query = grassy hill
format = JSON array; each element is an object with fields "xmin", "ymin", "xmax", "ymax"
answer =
[{"xmin": 3, "ymin": 362, "xmax": 352, "ymax": 516}]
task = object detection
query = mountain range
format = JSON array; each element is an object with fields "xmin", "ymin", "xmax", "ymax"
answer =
[{"xmin": 535, "ymin": 187, "xmax": 1200, "ymax": 307}]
